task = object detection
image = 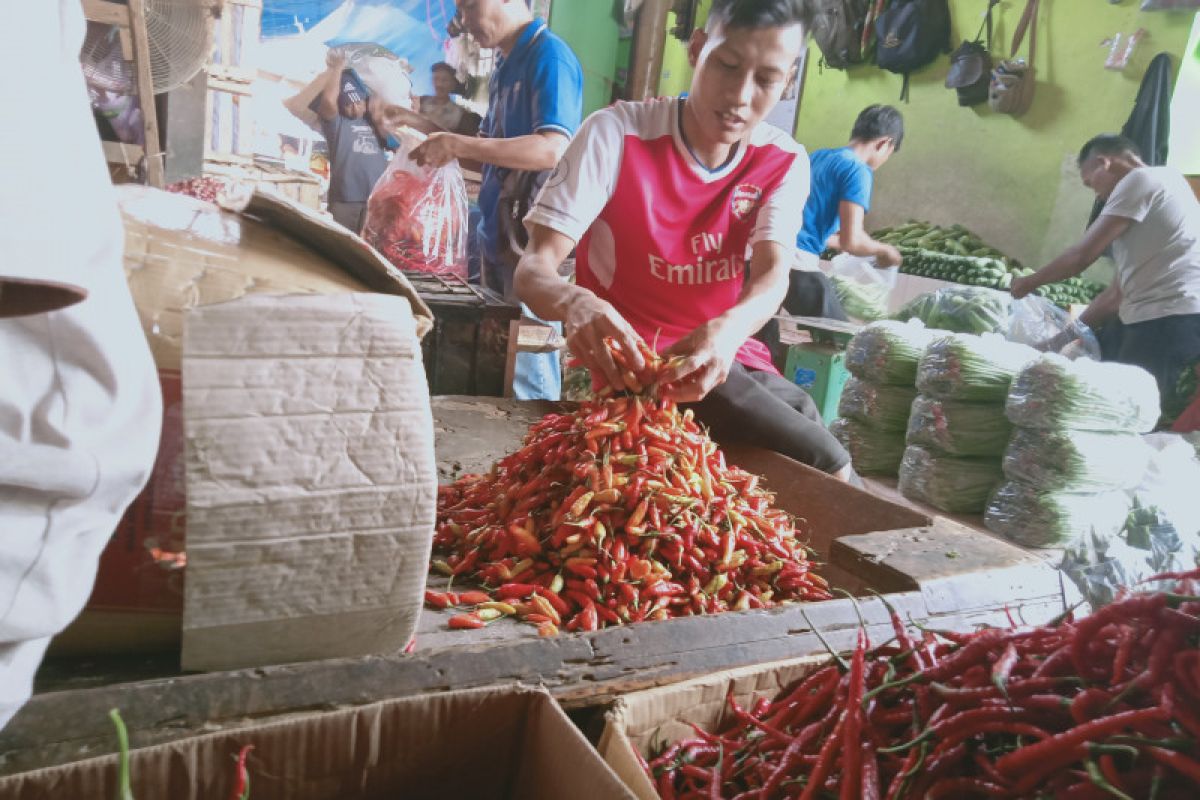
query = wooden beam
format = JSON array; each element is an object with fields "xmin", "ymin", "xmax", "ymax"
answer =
[
  {"xmin": 127, "ymin": 0, "xmax": 165, "ymax": 187},
  {"xmin": 81, "ymin": 0, "xmax": 130, "ymax": 28}
]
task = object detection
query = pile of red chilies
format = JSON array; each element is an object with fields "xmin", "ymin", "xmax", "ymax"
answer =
[
  {"xmin": 645, "ymin": 571, "xmax": 1200, "ymax": 799},
  {"xmin": 431, "ymin": 340, "xmax": 831, "ymax": 635}
]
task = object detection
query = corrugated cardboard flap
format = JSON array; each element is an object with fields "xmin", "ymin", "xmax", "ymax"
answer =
[{"xmin": 599, "ymin": 655, "xmax": 829, "ymax": 800}]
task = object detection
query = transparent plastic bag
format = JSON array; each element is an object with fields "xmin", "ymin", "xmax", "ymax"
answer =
[
  {"xmin": 916, "ymin": 334, "xmax": 1037, "ymax": 402},
  {"xmin": 984, "ymin": 480, "xmax": 1131, "ymax": 548},
  {"xmin": 831, "ymin": 418, "xmax": 907, "ymax": 476},
  {"xmin": 898, "ymin": 445, "xmax": 1004, "ymax": 514},
  {"xmin": 363, "ymin": 129, "xmax": 468, "ymax": 277},
  {"xmin": 837, "ymin": 377, "xmax": 917, "ymax": 431},
  {"xmin": 1002, "ymin": 427, "xmax": 1152, "ymax": 492},
  {"xmin": 844, "ymin": 320, "xmax": 941, "ymax": 385},
  {"xmin": 1005, "ymin": 354, "xmax": 1161, "ymax": 432},
  {"xmin": 828, "ymin": 254, "xmax": 896, "ymax": 323},
  {"xmin": 906, "ymin": 395, "xmax": 1013, "ymax": 457},
  {"xmin": 893, "ymin": 285, "xmax": 1012, "ymax": 335},
  {"xmin": 1006, "ymin": 295, "xmax": 1100, "ymax": 360}
]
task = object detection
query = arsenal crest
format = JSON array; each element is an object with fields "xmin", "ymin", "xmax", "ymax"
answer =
[{"xmin": 730, "ymin": 183, "xmax": 762, "ymax": 221}]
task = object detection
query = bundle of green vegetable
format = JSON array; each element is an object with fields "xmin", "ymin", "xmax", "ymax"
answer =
[
  {"xmin": 830, "ymin": 418, "xmax": 906, "ymax": 476},
  {"xmin": 1002, "ymin": 427, "xmax": 1153, "ymax": 492},
  {"xmin": 837, "ymin": 377, "xmax": 918, "ymax": 431},
  {"xmin": 829, "ymin": 273, "xmax": 889, "ymax": 321},
  {"xmin": 898, "ymin": 444, "xmax": 1004, "ymax": 514},
  {"xmin": 871, "ymin": 221, "xmax": 1020, "ymax": 266},
  {"xmin": 984, "ymin": 480, "xmax": 1131, "ymax": 548},
  {"xmin": 1005, "ymin": 354, "xmax": 1161, "ymax": 432},
  {"xmin": 916, "ymin": 334, "xmax": 1037, "ymax": 402},
  {"xmin": 905, "ymin": 394, "xmax": 1013, "ymax": 457},
  {"xmin": 844, "ymin": 320, "xmax": 941, "ymax": 385},
  {"xmin": 893, "ymin": 286, "xmax": 1012, "ymax": 335}
]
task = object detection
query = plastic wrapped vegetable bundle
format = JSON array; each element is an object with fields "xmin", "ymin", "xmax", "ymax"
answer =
[
  {"xmin": 1002, "ymin": 427, "xmax": 1152, "ymax": 491},
  {"xmin": 1005, "ymin": 354, "xmax": 1162, "ymax": 432},
  {"xmin": 830, "ymin": 418, "xmax": 906, "ymax": 476},
  {"xmin": 898, "ymin": 445, "xmax": 1004, "ymax": 514},
  {"xmin": 893, "ymin": 285, "xmax": 1012, "ymax": 335},
  {"xmin": 906, "ymin": 395, "xmax": 1013, "ymax": 457},
  {"xmin": 837, "ymin": 377, "xmax": 918, "ymax": 431},
  {"xmin": 984, "ymin": 480, "xmax": 1131, "ymax": 548},
  {"xmin": 916, "ymin": 334, "xmax": 1037, "ymax": 402},
  {"xmin": 844, "ymin": 320, "xmax": 941, "ymax": 385}
]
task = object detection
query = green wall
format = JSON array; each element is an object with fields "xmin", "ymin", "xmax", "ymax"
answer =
[
  {"xmin": 659, "ymin": 1, "xmax": 712, "ymax": 97},
  {"xmin": 795, "ymin": 1, "xmax": 1195, "ymax": 270},
  {"xmin": 549, "ymin": 0, "xmax": 622, "ymax": 116}
]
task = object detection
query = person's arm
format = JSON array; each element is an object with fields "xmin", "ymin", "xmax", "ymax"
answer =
[
  {"xmin": 660, "ymin": 241, "xmax": 792, "ymax": 402},
  {"xmin": 516, "ymin": 224, "xmax": 645, "ymax": 388},
  {"xmin": 834, "ymin": 201, "xmax": 902, "ymax": 266},
  {"xmin": 1079, "ymin": 281, "xmax": 1122, "ymax": 330},
  {"xmin": 372, "ymin": 97, "xmax": 447, "ymax": 137},
  {"xmin": 1011, "ymin": 215, "xmax": 1132, "ymax": 299},
  {"xmin": 311, "ymin": 52, "xmax": 347, "ymax": 122},
  {"xmin": 409, "ymin": 129, "xmax": 568, "ymax": 170}
]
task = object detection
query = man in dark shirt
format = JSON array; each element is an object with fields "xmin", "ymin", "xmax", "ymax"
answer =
[{"xmin": 299, "ymin": 51, "xmax": 388, "ymax": 234}]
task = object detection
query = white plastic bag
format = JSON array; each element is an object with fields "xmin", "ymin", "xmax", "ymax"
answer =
[
  {"xmin": 363, "ymin": 129, "xmax": 468, "ymax": 277},
  {"xmin": 828, "ymin": 254, "xmax": 896, "ymax": 323},
  {"xmin": 1007, "ymin": 295, "xmax": 1100, "ymax": 359}
]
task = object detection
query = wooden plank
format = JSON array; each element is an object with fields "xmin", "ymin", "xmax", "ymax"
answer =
[
  {"xmin": 127, "ymin": 0, "xmax": 165, "ymax": 188},
  {"xmin": 81, "ymin": 0, "xmax": 129, "ymax": 27},
  {"xmin": 101, "ymin": 140, "xmax": 144, "ymax": 165}
]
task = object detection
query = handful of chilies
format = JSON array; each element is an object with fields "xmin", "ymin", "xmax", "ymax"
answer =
[
  {"xmin": 644, "ymin": 571, "xmax": 1200, "ymax": 799},
  {"xmin": 431, "ymin": 339, "xmax": 831, "ymax": 635}
]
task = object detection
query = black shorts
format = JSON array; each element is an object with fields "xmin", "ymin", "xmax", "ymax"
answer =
[
  {"xmin": 686, "ymin": 362, "xmax": 851, "ymax": 474},
  {"xmin": 1111, "ymin": 312, "xmax": 1200, "ymax": 412}
]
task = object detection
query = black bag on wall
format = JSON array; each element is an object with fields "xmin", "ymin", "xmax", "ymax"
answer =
[
  {"xmin": 875, "ymin": 0, "xmax": 952, "ymax": 100},
  {"xmin": 945, "ymin": 0, "xmax": 999, "ymax": 106},
  {"xmin": 810, "ymin": 0, "xmax": 873, "ymax": 70}
]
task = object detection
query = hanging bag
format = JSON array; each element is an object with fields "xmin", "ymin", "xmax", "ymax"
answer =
[
  {"xmin": 945, "ymin": 0, "xmax": 998, "ymax": 106},
  {"xmin": 875, "ymin": 0, "xmax": 953, "ymax": 101},
  {"xmin": 989, "ymin": 0, "xmax": 1039, "ymax": 115}
]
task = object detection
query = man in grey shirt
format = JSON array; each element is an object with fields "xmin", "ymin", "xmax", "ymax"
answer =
[{"xmin": 1013, "ymin": 134, "xmax": 1200, "ymax": 414}]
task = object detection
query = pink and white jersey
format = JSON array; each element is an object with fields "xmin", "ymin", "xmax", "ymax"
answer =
[{"xmin": 526, "ymin": 97, "xmax": 809, "ymax": 373}]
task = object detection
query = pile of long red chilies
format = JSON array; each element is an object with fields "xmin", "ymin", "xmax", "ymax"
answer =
[
  {"xmin": 431, "ymin": 340, "xmax": 831, "ymax": 635},
  {"xmin": 644, "ymin": 571, "xmax": 1200, "ymax": 799}
]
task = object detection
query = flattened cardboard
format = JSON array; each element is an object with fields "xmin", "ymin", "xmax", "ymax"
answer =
[
  {"xmin": 181, "ymin": 293, "xmax": 435, "ymax": 671},
  {"xmin": 599, "ymin": 656, "xmax": 829, "ymax": 800},
  {"xmin": 57, "ymin": 186, "xmax": 432, "ymax": 654},
  {"xmin": 0, "ymin": 685, "xmax": 635, "ymax": 800}
]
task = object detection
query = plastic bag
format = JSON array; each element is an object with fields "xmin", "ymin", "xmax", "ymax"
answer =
[
  {"xmin": 363, "ymin": 129, "xmax": 468, "ymax": 277},
  {"xmin": 893, "ymin": 285, "xmax": 1011, "ymax": 335},
  {"xmin": 1002, "ymin": 427, "xmax": 1152, "ymax": 492},
  {"xmin": 898, "ymin": 445, "xmax": 1004, "ymax": 514},
  {"xmin": 837, "ymin": 378, "xmax": 918, "ymax": 431},
  {"xmin": 831, "ymin": 418, "xmax": 907, "ymax": 476},
  {"xmin": 1005, "ymin": 354, "xmax": 1161, "ymax": 432},
  {"xmin": 844, "ymin": 320, "xmax": 941, "ymax": 385},
  {"xmin": 984, "ymin": 480, "xmax": 1131, "ymax": 548},
  {"xmin": 916, "ymin": 334, "xmax": 1037, "ymax": 402},
  {"xmin": 1006, "ymin": 295, "xmax": 1100, "ymax": 360},
  {"xmin": 906, "ymin": 395, "xmax": 1013, "ymax": 457},
  {"xmin": 336, "ymin": 45, "xmax": 415, "ymax": 108},
  {"xmin": 828, "ymin": 254, "xmax": 896, "ymax": 323}
]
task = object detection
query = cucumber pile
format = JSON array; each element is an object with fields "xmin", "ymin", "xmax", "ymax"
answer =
[{"xmin": 873, "ymin": 221, "xmax": 1019, "ymax": 265}]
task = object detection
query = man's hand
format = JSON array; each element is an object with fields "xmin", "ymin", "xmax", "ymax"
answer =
[
  {"xmin": 876, "ymin": 244, "xmax": 902, "ymax": 268},
  {"xmin": 561, "ymin": 292, "xmax": 645, "ymax": 391},
  {"xmin": 411, "ymin": 132, "xmax": 460, "ymax": 167},
  {"xmin": 1010, "ymin": 274, "xmax": 1038, "ymax": 300},
  {"xmin": 658, "ymin": 321, "xmax": 740, "ymax": 403},
  {"xmin": 325, "ymin": 49, "xmax": 347, "ymax": 71}
]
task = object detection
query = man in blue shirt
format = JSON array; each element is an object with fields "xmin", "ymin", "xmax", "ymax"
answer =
[{"xmin": 412, "ymin": 0, "xmax": 583, "ymax": 400}]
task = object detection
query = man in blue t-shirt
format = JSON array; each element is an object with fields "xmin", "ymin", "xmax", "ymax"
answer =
[{"xmin": 412, "ymin": 0, "xmax": 583, "ymax": 400}]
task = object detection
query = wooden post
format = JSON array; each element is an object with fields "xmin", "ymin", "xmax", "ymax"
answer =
[{"xmin": 127, "ymin": 0, "xmax": 165, "ymax": 187}]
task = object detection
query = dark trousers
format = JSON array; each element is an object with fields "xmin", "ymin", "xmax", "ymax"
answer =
[
  {"xmin": 756, "ymin": 270, "xmax": 849, "ymax": 369},
  {"xmin": 1108, "ymin": 313, "xmax": 1200, "ymax": 412},
  {"xmin": 688, "ymin": 362, "xmax": 850, "ymax": 474}
]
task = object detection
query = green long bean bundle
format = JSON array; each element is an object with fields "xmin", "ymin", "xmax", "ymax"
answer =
[
  {"xmin": 844, "ymin": 320, "xmax": 941, "ymax": 385},
  {"xmin": 1005, "ymin": 354, "xmax": 1161, "ymax": 432},
  {"xmin": 831, "ymin": 417, "xmax": 906, "ymax": 476},
  {"xmin": 898, "ymin": 444, "xmax": 1004, "ymax": 514},
  {"xmin": 916, "ymin": 334, "xmax": 1037, "ymax": 402},
  {"xmin": 906, "ymin": 395, "xmax": 1013, "ymax": 457},
  {"xmin": 838, "ymin": 378, "xmax": 918, "ymax": 431},
  {"xmin": 1003, "ymin": 427, "xmax": 1153, "ymax": 492},
  {"xmin": 984, "ymin": 480, "xmax": 1132, "ymax": 548}
]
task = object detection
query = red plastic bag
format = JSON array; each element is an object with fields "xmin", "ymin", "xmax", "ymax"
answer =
[{"xmin": 363, "ymin": 131, "xmax": 467, "ymax": 277}]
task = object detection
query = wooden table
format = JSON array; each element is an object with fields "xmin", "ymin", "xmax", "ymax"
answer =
[{"xmin": 0, "ymin": 397, "xmax": 1070, "ymax": 776}]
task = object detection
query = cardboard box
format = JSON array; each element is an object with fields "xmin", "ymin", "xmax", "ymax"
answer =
[
  {"xmin": 598, "ymin": 656, "xmax": 828, "ymax": 800},
  {"xmin": 0, "ymin": 685, "xmax": 635, "ymax": 800},
  {"xmin": 52, "ymin": 187, "xmax": 432, "ymax": 655},
  {"xmin": 180, "ymin": 293, "xmax": 435, "ymax": 671}
]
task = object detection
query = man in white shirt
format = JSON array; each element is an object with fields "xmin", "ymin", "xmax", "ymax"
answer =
[
  {"xmin": 0, "ymin": 1, "xmax": 161, "ymax": 730},
  {"xmin": 1012, "ymin": 134, "xmax": 1200, "ymax": 412}
]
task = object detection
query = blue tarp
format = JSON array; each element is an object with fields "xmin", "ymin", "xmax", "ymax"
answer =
[{"xmin": 262, "ymin": 0, "xmax": 458, "ymax": 96}]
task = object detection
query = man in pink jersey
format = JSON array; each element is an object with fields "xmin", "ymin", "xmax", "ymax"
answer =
[{"xmin": 515, "ymin": 0, "xmax": 852, "ymax": 480}]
